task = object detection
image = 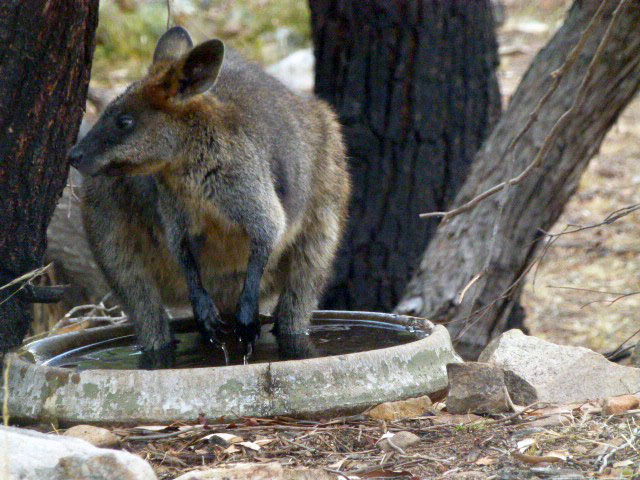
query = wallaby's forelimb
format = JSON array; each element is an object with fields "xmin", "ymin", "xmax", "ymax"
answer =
[
  {"xmin": 157, "ymin": 185, "xmax": 225, "ymax": 345},
  {"xmin": 236, "ymin": 242, "xmax": 269, "ymax": 354},
  {"xmin": 178, "ymin": 235, "xmax": 225, "ymax": 345}
]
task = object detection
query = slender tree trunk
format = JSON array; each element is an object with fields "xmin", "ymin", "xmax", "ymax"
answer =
[
  {"xmin": 310, "ymin": 1, "xmax": 501, "ymax": 313},
  {"xmin": 397, "ymin": 0, "xmax": 640, "ymax": 359},
  {"xmin": 0, "ymin": 1, "xmax": 98, "ymax": 354}
]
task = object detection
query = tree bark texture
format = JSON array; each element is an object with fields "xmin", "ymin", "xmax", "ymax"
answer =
[
  {"xmin": 310, "ymin": 1, "xmax": 501, "ymax": 312},
  {"xmin": 396, "ymin": 0, "xmax": 640, "ymax": 359},
  {"xmin": 0, "ymin": 1, "xmax": 98, "ymax": 353}
]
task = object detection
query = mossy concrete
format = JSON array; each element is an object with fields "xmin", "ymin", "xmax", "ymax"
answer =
[{"xmin": 4, "ymin": 314, "xmax": 461, "ymax": 425}]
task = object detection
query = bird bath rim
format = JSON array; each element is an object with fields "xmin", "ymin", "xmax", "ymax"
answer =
[{"xmin": 4, "ymin": 310, "xmax": 462, "ymax": 426}]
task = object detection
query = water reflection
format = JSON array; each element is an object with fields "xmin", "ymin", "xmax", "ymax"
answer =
[{"xmin": 44, "ymin": 319, "xmax": 429, "ymax": 371}]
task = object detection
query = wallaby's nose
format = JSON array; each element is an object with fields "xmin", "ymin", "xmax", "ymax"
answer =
[{"xmin": 68, "ymin": 146, "xmax": 84, "ymax": 168}]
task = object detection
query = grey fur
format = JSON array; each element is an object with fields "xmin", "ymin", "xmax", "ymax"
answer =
[{"xmin": 70, "ymin": 28, "xmax": 350, "ymax": 359}]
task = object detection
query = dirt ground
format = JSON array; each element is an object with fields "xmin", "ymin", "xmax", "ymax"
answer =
[
  {"xmin": 498, "ymin": 3, "xmax": 640, "ymax": 357},
  {"xmin": 48, "ymin": 400, "xmax": 637, "ymax": 480}
]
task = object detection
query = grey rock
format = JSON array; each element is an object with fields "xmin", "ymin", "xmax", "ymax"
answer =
[
  {"xmin": 266, "ymin": 49, "xmax": 314, "ymax": 93},
  {"xmin": 446, "ymin": 362, "xmax": 511, "ymax": 414},
  {"xmin": 479, "ymin": 330, "xmax": 640, "ymax": 404},
  {"xmin": 0, "ymin": 425, "xmax": 156, "ymax": 480},
  {"xmin": 378, "ymin": 431, "xmax": 420, "ymax": 453},
  {"xmin": 63, "ymin": 424, "xmax": 120, "ymax": 448}
]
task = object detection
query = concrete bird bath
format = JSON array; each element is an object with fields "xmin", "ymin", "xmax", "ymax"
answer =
[{"xmin": 3, "ymin": 311, "xmax": 461, "ymax": 425}]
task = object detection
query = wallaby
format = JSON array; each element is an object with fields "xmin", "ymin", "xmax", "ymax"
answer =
[{"xmin": 68, "ymin": 27, "xmax": 350, "ymax": 366}]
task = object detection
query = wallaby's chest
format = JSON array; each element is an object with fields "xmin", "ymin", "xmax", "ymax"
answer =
[
  {"xmin": 197, "ymin": 211, "xmax": 250, "ymax": 273},
  {"xmin": 180, "ymin": 192, "xmax": 251, "ymax": 273}
]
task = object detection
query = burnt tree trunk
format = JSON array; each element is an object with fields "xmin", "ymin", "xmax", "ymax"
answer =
[
  {"xmin": 0, "ymin": 1, "xmax": 98, "ymax": 354},
  {"xmin": 397, "ymin": 0, "xmax": 640, "ymax": 359},
  {"xmin": 310, "ymin": 1, "xmax": 501, "ymax": 312}
]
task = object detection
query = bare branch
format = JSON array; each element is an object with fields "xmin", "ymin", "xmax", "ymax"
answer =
[
  {"xmin": 452, "ymin": 198, "xmax": 639, "ymax": 340},
  {"xmin": 420, "ymin": 0, "xmax": 627, "ymax": 222}
]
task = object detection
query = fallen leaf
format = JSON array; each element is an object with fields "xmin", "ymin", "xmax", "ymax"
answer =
[
  {"xmin": 178, "ymin": 425, "xmax": 196, "ymax": 432},
  {"xmin": 588, "ymin": 444, "xmax": 610, "ymax": 457},
  {"xmin": 571, "ymin": 445, "xmax": 588, "ymax": 455},
  {"xmin": 475, "ymin": 456, "xmax": 497, "ymax": 465},
  {"xmin": 132, "ymin": 425, "xmax": 171, "ymax": 432},
  {"xmin": 202, "ymin": 432, "xmax": 243, "ymax": 444},
  {"xmin": 239, "ymin": 441, "xmax": 262, "ymax": 451},
  {"xmin": 546, "ymin": 449, "xmax": 569, "ymax": 461},
  {"xmin": 377, "ymin": 432, "xmax": 395, "ymax": 442},
  {"xmin": 517, "ymin": 438, "xmax": 535, "ymax": 453},
  {"xmin": 512, "ymin": 452, "xmax": 564, "ymax": 465},
  {"xmin": 223, "ymin": 445, "xmax": 240, "ymax": 454},
  {"xmin": 612, "ymin": 459, "xmax": 634, "ymax": 468},
  {"xmin": 254, "ymin": 438, "xmax": 275, "ymax": 447}
]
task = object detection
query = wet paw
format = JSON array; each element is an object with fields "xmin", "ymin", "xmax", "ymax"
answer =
[
  {"xmin": 235, "ymin": 304, "xmax": 261, "ymax": 356},
  {"xmin": 192, "ymin": 290, "xmax": 225, "ymax": 345}
]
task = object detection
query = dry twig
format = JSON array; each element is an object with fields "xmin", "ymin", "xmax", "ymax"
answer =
[{"xmin": 420, "ymin": 0, "xmax": 625, "ymax": 222}]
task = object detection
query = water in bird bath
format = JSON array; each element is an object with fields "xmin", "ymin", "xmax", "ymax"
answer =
[{"xmin": 43, "ymin": 315, "xmax": 428, "ymax": 370}]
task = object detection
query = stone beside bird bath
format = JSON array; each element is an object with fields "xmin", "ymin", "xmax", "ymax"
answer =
[{"xmin": 3, "ymin": 311, "xmax": 461, "ymax": 425}]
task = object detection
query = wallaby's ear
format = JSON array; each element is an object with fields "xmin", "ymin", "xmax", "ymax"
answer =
[
  {"xmin": 176, "ymin": 39, "xmax": 225, "ymax": 98},
  {"xmin": 153, "ymin": 26, "xmax": 193, "ymax": 64}
]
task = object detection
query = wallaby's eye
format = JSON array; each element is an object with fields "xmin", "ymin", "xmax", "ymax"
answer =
[{"xmin": 116, "ymin": 114, "xmax": 135, "ymax": 131}]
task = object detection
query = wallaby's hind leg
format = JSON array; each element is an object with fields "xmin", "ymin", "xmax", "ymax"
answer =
[
  {"xmin": 273, "ymin": 206, "xmax": 343, "ymax": 358},
  {"xmin": 82, "ymin": 180, "xmax": 175, "ymax": 367}
]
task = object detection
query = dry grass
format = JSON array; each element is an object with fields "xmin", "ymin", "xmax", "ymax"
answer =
[
  {"xmin": 522, "ymin": 97, "xmax": 640, "ymax": 353},
  {"xmin": 504, "ymin": 10, "xmax": 640, "ymax": 356}
]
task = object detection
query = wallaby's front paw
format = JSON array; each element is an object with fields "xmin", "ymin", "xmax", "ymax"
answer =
[
  {"xmin": 236, "ymin": 305, "xmax": 261, "ymax": 356},
  {"xmin": 139, "ymin": 342, "xmax": 177, "ymax": 369},
  {"xmin": 192, "ymin": 291, "xmax": 225, "ymax": 345}
]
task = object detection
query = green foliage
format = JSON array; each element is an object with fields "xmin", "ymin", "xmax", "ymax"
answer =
[
  {"xmin": 455, "ymin": 421, "xmax": 489, "ymax": 433},
  {"xmin": 93, "ymin": 2, "xmax": 168, "ymax": 82},
  {"xmin": 91, "ymin": 0, "xmax": 311, "ymax": 84},
  {"xmin": 213, "ymin": 0, "xmax": 311, "ymax": 62}
]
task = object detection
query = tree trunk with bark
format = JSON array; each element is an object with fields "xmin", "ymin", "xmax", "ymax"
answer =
[
  {"xmin": 397, "ymin": 0, "xmax": 640, "ymax": 359},
  {"xmin": 310, "ymin": 1, "xmax": 501, "ymax": 313},
  {"xmin": 0, "ymin": 0, "xmax": 98, "ymax": 354}
]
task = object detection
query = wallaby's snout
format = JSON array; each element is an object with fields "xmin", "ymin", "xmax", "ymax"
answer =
[
  {"xmin": 68, "ymin": 142, "xmax": 101, "ymax": 176},
  {"xmin": 67, "ymin": 141, "xmax": 105, "ymax": 176},
  {"xmin": 67, "ymin": 142, "xmax": 101, "ymax": 176}
]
